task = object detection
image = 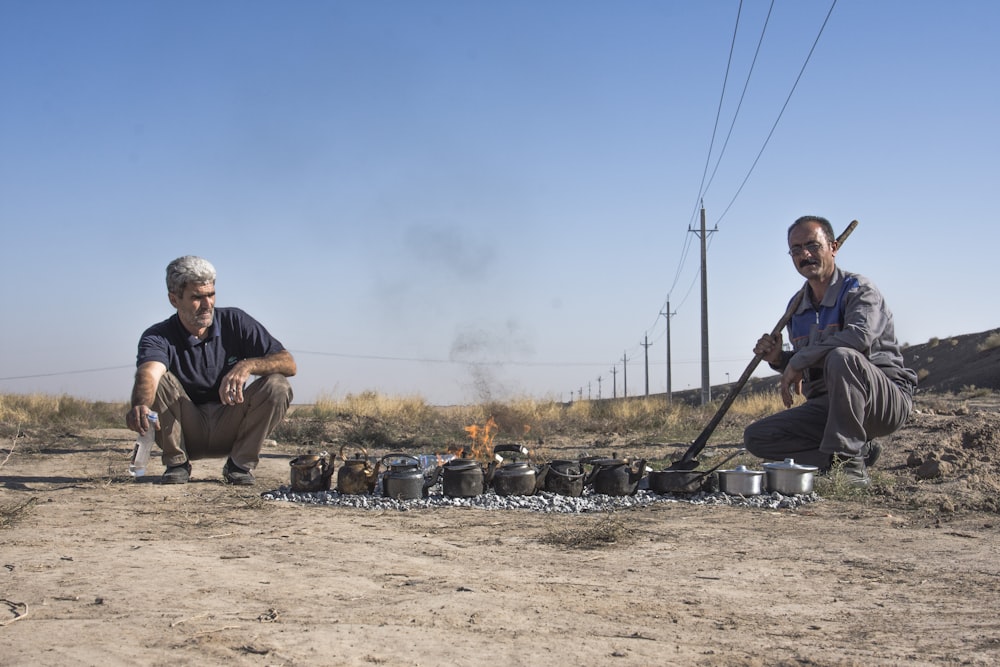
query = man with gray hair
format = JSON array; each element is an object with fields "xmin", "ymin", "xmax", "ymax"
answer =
[{"xmin": 125, "ymin": 256, "xmax": 296, "ymax": 485}]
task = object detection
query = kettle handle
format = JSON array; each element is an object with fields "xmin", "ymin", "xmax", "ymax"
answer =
[
  {"xmin": 381, "ymin": 452, "xmax": 420, "ymax": 467},
  {"xmin": 582, "ymin": 459, "xmax": 605, "ymax": 488},
  {"xmin": 422, "ymin": 466, "xmax": 442, "ymax": 494},
  {"xmin": 494, "ymin": 443, "xmax": 529, "ymax": 456},
  {"xmin": 533, "ymin": 463, "xmax": 550, "ymax": 494},
  {"xmin": 339, "ymin": 443, "xmax": 370, "ymax": 462}
]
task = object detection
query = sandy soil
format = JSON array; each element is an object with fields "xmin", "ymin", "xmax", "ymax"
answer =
[{"xmin": 3, "ymin": 395, "xmax": 1000, "ymax": 666}]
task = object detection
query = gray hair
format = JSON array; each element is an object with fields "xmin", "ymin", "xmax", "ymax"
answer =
[{"xmin": 166, "ymin": 256, "xmax": 216, "ymax": 296}]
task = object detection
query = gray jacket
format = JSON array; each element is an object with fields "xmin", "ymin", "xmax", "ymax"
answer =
[{"xmin": 772, "ymin": 267, "xmax": 917, "ymax": 399}]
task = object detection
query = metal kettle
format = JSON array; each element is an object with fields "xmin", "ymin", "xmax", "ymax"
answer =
[{"xmin": 337, "ymin": 444, "xmax": 380, "ymax": 495}]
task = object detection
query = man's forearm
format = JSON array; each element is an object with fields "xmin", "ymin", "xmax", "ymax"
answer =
[
  {"xmin": 241, "ymin": 350, "xmax": 297, "ymax": 378},
  {"xmin": 131, "ymin": 369, "xmax": 160, "ymax": 408}
]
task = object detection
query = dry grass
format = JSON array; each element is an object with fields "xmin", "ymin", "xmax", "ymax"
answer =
[
  {"xmin": 1, "ymin": 390, "xmax": 788, "ymax": 457},
  {"xmin": 0, "ymin": 497, "xmax": 37, "ymax": 529},
  {"xmin": 540, "ymin": 511, "xmax": 631, "ymax": 549},
  {"xmin": 0, "ymin": 393, "xmax": 127, "ymax": 429}
]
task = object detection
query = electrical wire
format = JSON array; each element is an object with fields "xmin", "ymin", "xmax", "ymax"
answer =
[
  {"xmin": 703, "ymin": 0, "xmax": 775, "ymax": 198},
  {"xmin": 713, "ymin": 0, "xmax": 838, "ymax": 227}
]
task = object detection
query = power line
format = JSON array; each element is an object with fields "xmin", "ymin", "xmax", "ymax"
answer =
[
  {"xmin": 713, "ymin": 0, "xmax": 838, "ymax": 227},
  {"xmin": 703, "ymin": 0, "xmax": 775, "ymax": 198},
  {"xmin": 0, "ymin": 365, "xmax": 133, "ymax": 381},
  {"xmin": 687, "ymin": 0, "xmax": 744, "ymax": 231}
]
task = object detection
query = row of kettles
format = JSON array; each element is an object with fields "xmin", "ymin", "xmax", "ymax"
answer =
[{"xmin": 288, "ymin": 444, "xmax": 817, "ymax": 500}]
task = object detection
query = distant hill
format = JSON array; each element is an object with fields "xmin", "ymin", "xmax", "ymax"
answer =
[{"xmin": 901, "ymin": 328, "xmax": 1000, "ymax": 394}]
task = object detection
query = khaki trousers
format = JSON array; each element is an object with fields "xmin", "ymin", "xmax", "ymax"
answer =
[
  {"xmin": 152, "ymin": 372, "xmax": 293, "ymax": 470},
  {"xmin": 743, "ymin": 347, "xmax": 912, "ymax": 468}
]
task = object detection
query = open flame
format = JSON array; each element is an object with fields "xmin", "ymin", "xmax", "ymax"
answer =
[{"xmin": 458, "ymin": 416, "xmax": 499, "ymax": 461}]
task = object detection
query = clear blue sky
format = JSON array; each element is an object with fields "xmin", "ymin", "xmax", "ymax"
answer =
[{"xmin": 1, "ymin": 1, "xmax": 997, "ymax": 406}]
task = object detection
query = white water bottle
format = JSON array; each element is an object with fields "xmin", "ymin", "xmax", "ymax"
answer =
[{"xmin": 129, "ymin": 411, "xmax": 158, "ymax": 477}]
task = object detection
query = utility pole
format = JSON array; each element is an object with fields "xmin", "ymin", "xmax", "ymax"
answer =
[
  {"xmin": 596, "ymin": 375, "xmax": 602, "ymax": 400},
  {"xmin": 610, "ymin": 367, "xmax": 618, "ymax": 399},
  {"xmin": 622, "ymin": 351, "xmax": 629, "ymax": 399},
  {"xmin": 690, "ymin": 204, "xmax": 717, "ymax": 406},
  {"xmin": 641, "ymin": 335, "xmax": 652, "ymax": 397},
  {"xmin": 660, "ymin": 301, "xmax": 676, "ymax": 404},
  {"xmin": 587, "ymin": 381, "xmax": 592, "ymax": 400}
]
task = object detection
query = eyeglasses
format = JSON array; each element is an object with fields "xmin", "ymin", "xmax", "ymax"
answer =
[{"xmin": 787, "ymin": 241, "xmax": 825, "ymax": 257}]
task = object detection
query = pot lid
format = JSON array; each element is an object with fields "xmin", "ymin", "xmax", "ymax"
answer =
[
  {"xmin": 719, "ymin": 465, "xmax": 764, "ymax": 476},
  {"xmin": 762, "ymin": 458, "xmax": 818, "ymax": 472}
]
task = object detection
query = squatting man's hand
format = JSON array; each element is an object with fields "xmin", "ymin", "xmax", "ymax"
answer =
[
  {"xmin": 126, "ymin": 406, "xmax": 160, "ymax": 435},
  {"xmin": 220, "ymin": 363, "xmax": 251, "ymax": 405},
  {"xmin": 753, "ymin": 332, "xmax": 783, "ymax": 364},
  {"xmin": 753, "ymin": 332, "xmax": 802, "ymax": 407},
  {"xmin": 779, "ymin": 365, "xmax": 804, "ymax": 408}
]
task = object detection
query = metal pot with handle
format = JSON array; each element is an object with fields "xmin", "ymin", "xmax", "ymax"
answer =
[
  {"xmin": 585, "ymin": 457, "xmax": 646, "ymax": 496},
  {"xmin": 490, "ymin": 444, "xmax": 549, "ymax": 497},
  {"xmin": 544, "ymin": 458, "xmax": 587, "ymax": 496},
  {"xmin": 648, "ymin": 449, "xmax": 744, "ymax": 495},
  {"xmin": 289, "ymin": 451, "xmax": 334, "ymax": 492},
  {"xmin": 337, "ymin": 444, "xmax": 381, "ymax": 495},
  {"xmin": 380, "ymin": 453, "xmax": 441, "ymax": 500},
  {"xmin": 440, "ymin": 457, "xmax": 496, "ymax": 498}
]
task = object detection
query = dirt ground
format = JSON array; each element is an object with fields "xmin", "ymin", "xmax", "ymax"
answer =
[{"xmin": 3, "ymin": 393, "xmax": 1000, "ymax": 666}]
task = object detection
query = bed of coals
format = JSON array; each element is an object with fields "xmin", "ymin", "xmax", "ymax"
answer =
[{"xmin": 261, "ymin": 485, "xmax": 820, "ymax": 513}]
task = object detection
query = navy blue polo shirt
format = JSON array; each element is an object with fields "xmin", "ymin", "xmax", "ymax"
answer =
[{"xmin": 136, "ymin": 307, "xmax": 286, "ymax": 405}]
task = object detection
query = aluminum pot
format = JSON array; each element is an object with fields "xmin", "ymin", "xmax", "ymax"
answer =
[
  {"xmin": 763, "ymin": 458, "xmax": 818, "ymax": 495},
  {"xmin": 380, "ymin": 453, "xmax": 441, "ymax": 500},
  {"xmin": 717, "ymin": 465, "xmax": 765, "ymax": 496},
  {"xmin": 544, "ymin": 459, "xmax": 586, "ymax": 496}
]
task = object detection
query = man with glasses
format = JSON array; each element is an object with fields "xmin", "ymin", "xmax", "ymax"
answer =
[{"xmin": 743, "ymin": 215, "xmax": 917, "ymax": 487}]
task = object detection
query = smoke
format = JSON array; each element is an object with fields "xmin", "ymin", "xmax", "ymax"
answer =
[
  {"xmin": 403, "ymin": 221, "xmax": 496, "ymax": 281},
  {"xmin": 449, "ymin": 320, "xmax": 535, "ymax": 362},
  {"xmin": 450, "ymin": 320, "xmax": 536, "ymax": 403}
]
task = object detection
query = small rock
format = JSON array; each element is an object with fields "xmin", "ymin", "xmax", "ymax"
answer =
[
  {"xmin": 916, "ymin": 459, "xmax": 953, "ymax": 479},
  {"xmin": 906, "ymin": 452, "xmax": 923, "ymax": 468}
]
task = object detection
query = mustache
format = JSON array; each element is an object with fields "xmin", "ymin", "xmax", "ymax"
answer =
[{"xmin": 798, "ymin": 258, "xmax": 820, "ymax": 269}]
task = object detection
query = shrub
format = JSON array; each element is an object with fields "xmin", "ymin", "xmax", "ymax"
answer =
[{"xmin": 976, "ymin": 332, "xmax": 1000, "ymax": 352}]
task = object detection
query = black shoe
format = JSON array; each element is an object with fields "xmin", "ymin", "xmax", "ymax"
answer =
[
  {"xmin": 162, "ymin": 462, "xmax": 191, "ymax": 485},
  {"xmin": 223, "ymin": 459, "xmax": 255, "ymax": 486},
  {"xmin": 832, "ymin": 454, "xmax": 870, "ymax": 488},
  {"xmin": 862, "ymin": 440, "xmax": 882, "ymax": 468}
]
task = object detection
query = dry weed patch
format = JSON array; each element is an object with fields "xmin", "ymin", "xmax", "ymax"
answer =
[
  {"xmin": 0, "ymin": 497, "xmax": 37, "ymax": 529},
  {"xmin": 541, "ymin": 511, "xmax": 631, "ymax": 549}
]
